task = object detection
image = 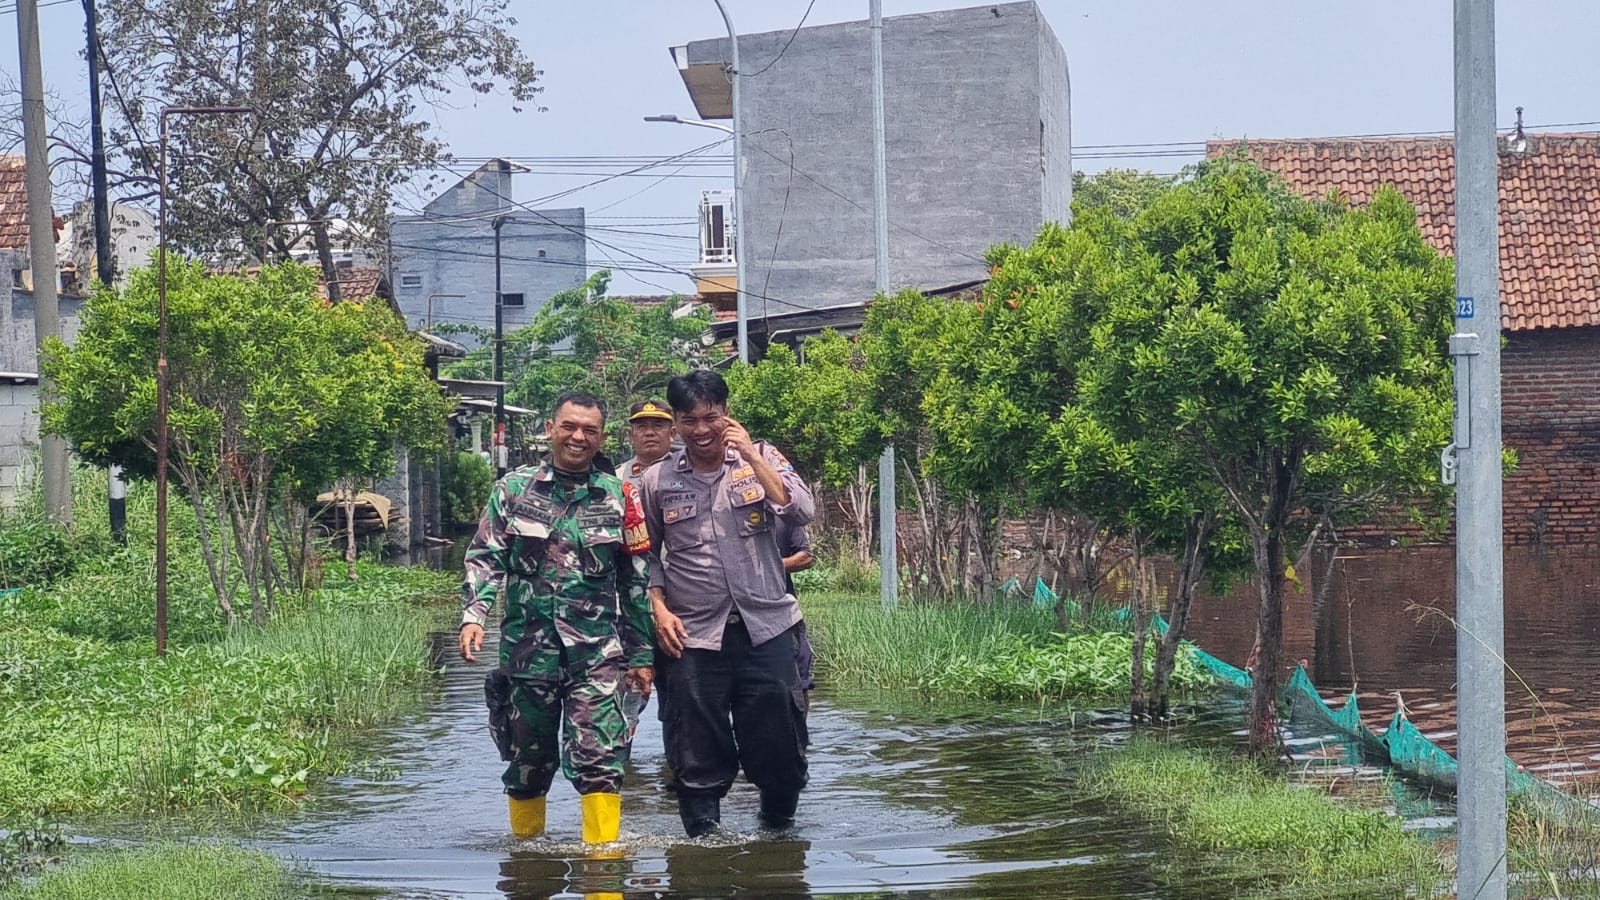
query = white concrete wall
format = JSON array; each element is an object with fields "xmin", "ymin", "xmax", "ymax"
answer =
[{"xmin": 0, "ymin": 380, "xmax": 39, "ymax": 509}]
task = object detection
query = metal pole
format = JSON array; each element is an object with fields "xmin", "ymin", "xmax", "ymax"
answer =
[
  {"xmin": 1452, "ymin": 0, "xmax": 1505, "ymax": 895},
  {"xmin": 154, "ymin": 105, "xmax": 251, "ymax": 656},
  {"xmin": 156, "ymin": 118, "xmax": 171, "ymax": 656},
  {"xmin": 17, "ymin": 0, "xmax": 71, "ymax": 526},
  {"xmin": 85, "ymin": 0, "xmax": 124, "ymax": 541},
  {"xmin": 870, "ymin": 0, "xmax": 896, "ymax": 610},
  {"xmin": 712, "ymin": 0, "xmax": 748, "ymax": 364},
  {"xmin": 492, "ymin": 215, "xmax": 506, "ymax": 477}
]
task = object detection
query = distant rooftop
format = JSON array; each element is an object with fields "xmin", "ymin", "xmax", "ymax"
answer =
[{"xmin": 1212, "ymin": 132, "xmax": 1600, "ymax": 332}]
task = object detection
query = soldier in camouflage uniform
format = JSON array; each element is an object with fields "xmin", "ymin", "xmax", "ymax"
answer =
[{"xmin": 459, "ymin": 391, "xmax": 655, "ymax": 844}]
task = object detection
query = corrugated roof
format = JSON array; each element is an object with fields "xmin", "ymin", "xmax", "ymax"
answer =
[{"xmin": 1209, "ymin": 133, "xmax": 1600, "ymax": 332}]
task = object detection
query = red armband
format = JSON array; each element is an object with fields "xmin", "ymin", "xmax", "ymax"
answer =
[{"xmin": 622, "ymin": 480, "xmax": 651, "ymax": 554}]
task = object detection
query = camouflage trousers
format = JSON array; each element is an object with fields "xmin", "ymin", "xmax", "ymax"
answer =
[{"xmin": 486, "ymin": 657, "xmax": 632, "ymax": 798}]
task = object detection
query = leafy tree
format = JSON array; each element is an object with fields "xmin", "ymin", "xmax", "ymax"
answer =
[
  {"xmin": 98, "ymin": 0, "xmax": 542, "ymax": 290},
  {"xmin": 1055, "ymin": 158, "xmax": 1453, "ymax": 752},
  {"xmin": 42, "ymin": 261, "xmax": 450, "ymax": 623},
  {"xmin": 972, "ymin": 217, "xmax": 1251, "ymax": 718},
  {"xmin": 444, "ymin": 271, "xmax": 715, "ymax": 451},
  {"xmin": 856, "ymin": 288, "xmax": 1008, "ymax": 600},
  {"xmin": 727, "ymin": 332, "xmax": 880, "ymax": 562},
  {"xmin": 1072, "ymin": 168, "xmax": 1176, "ymax": 220}
]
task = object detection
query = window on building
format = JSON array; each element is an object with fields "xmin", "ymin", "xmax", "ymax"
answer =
[
  {"xmin": 399, "ymin": 273, "xmax": 423, "ymax": 289},
  {"xmin": 502, "ymin": 292, "xmax": 525, "ymax": 308},
  {"xmin": 11, "ymin": 269, "xmax": 22, "ymax": 289}
]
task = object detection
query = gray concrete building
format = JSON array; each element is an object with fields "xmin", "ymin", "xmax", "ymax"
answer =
[
  {"xmin": 672, "ymin": 1, "xmax": 1070, "ymax": 315},
  {"xmin": 389, "ymin": 160, "xmax": 587, "ymax": 342}
]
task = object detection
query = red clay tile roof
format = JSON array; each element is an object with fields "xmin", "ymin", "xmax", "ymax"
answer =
[
  {"xmin": 0, "ymin": 156, "xmax": 25, "ymax": 250},
  {"xmin": 317, "ymin": 265, "xmax": 388, "ymax": 301},
  {"xmin": 1208, "ymin": 133, "xmax": 1600, "ymax": 332}
]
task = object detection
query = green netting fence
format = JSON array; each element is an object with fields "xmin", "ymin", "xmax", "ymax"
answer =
[{"xmin": 1077, "ymin": 579, "xmax": 1596, "ymax": 821}]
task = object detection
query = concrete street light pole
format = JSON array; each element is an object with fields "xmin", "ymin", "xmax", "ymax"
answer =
[
  {"xmin": 16, "ymin": 0, "xmax": 70, "ymax": 526},
  {"xmin": 1451, "ymin": 0, "xmax": 1506, "ymax": 895},
  {"xmin": 710, "ymin": 0, "xmax": 748, "ymax": 364},
  {"xmin": 870, "ymin": 0, "xmax": 896, "ymax": 611}
]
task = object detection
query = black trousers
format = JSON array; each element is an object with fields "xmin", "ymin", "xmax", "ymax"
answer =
[{"xmin": 658, "ymin": 620, "xmax": 808, "ymax": 801}]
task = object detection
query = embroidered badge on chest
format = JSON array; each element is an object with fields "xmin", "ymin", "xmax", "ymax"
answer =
[
  {"xmin": 747, "ymin": 510, "xmax": 763, "ymax": 525},
  {"xmin": 740, "ymin": 487, "xmax": 761, "ymax": 502}
]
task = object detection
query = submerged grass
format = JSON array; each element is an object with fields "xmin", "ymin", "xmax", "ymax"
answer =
[
  {"xmin": 0, "ymin": 471, "xmax": 456, "ymax": 824},
  {"xmin": 802, "ymin": 591, "xmax": 1208, "ymax": 700},
  {"xmin": 1089, "ymin": 738, "xmax": 1445, "ymax": 895},
  {"xmin": 2, "ymin": 843, "xmax": 314, "ymax": 900},
  {"xmin": 0, "ymin": 562, "xmax": 451, "ymax": 820},
  {"xmin": 1508, "ymin": 792, "xmax": 1600, "ymax": 897}
]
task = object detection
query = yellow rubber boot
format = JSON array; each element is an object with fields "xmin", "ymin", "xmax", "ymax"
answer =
[
  {"xmin": 508, "ymin": 795, "xmax": 546, "ymax": 838},
  {"xmin": 580, "ymin": 792, "xmax": 622, "ymax": 844}
]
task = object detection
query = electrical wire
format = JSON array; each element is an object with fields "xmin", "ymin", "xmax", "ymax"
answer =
[{"xmin": 739, "ymin": 0, "xmax": 817, "ymax": 78}]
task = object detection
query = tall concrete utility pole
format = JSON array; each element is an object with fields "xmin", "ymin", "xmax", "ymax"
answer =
[
  {"xmin": 84, "ymin": 0, "xmax": 125, "ymax": 541},
  {"xmin": 492, "ymin": 214, "xmax": 507, "ymax": 477},
  {"xmin": 16, "ymin": 0, "xmax": 72, "ymax": 525},
  {"xmin": 711, "ymin": 0, "xmax": 748, "ymax": 363},
  {"xmin": 1452, "ymin": 0, "xmax": 1506, "ymax": 896},
  {"xmin": 870, "ymin": 0, "xmax": 896, "ymax": 610}
]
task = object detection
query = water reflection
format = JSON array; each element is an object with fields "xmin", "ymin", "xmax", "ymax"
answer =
[
  {"xmin": 251, "ymin": 630, "xmax": 1195, "ymax": 898},
  {"xmin": 1186, "ymin": 544, "xmax": 1600, "ymax": 790}
]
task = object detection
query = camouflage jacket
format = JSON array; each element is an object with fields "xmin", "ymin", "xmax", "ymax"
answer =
[{"xmin": 462, "ymin": 464, "xmax": 654, "ymax": 677}]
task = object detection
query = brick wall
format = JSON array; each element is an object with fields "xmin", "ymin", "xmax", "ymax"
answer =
[{"xmin": 1501, "ymin": 325, "xmax": 1600, "ymax": 544}]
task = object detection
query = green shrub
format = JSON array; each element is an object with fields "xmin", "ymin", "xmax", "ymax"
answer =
[
  {"xmin": 442, "ymin": 450, "xmax": 494, "ymax": 524},
  {"xmin": 0, "ymin": 518, "xmax": 79, "ymax": 589},
  {"xmin": 929, "ymin": 631, "xmax": 1211, "ymax": 701}
]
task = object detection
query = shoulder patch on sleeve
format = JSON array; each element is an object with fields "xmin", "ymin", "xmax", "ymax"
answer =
[{"xmin": 621, "ymin": 480, "xmax": 651, "ymax": 554}]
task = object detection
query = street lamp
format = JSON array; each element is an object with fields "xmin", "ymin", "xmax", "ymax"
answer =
[
  {"xmin": 156, "ymin": 104, "xmax": 252, "ymax": 657},
  {"xmin": 643, "ymin": 0, "xmax": 747, "ymax": 364},
  {"xmin": 644, "ymin": 111, "xmax": 747, "ymax": 363},
  {"xmin": 643, "ymin": 113, "xmax": 733, "ymax": 135}
]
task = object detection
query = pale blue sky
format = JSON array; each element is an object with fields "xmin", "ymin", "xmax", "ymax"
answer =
[{"xmin": 4, "ymin": 0, "xmax": 1597, "ymax": 294}]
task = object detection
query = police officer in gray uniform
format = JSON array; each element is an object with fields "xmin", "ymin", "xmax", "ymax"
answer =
[
  {"xmin": 638, "ymin": 370, "xmax": 815, "ymax": 836},
  {"xmin": 617, "ymin": 399, "xmax": 675, "ymax": 486}
]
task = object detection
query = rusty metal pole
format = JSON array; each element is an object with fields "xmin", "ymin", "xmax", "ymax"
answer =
[{"xmin": 155, "ymin": 105, "xmax": 252, "ymax": 656}]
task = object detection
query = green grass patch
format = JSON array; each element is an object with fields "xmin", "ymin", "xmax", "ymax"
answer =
[
  {"xmin": 1089, "ymin": 738, "xmax": 1445, "ymax": 893},
  {"xmin": 802, "ymin": 591, "xmax": 1208, "ymax": 700},
  {"xmin": 3, "ymin": 843, "xmax": 313, "ymax": 900},
  {"xmin": 0, "ymin": 561, "xmax": 452, "ymax": 819}
]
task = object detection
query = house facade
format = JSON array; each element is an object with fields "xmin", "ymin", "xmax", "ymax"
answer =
[
  {"xmin": 670, "ymin": 0, "xmax": 1071, "ymax": 315},
  {"xmin": 388, "ymin": 160, "xmax": 587, "ymax": 344},
  {"xmin": 1213, "ymin": 133, "xmax": 1600, "ymax": 544}
]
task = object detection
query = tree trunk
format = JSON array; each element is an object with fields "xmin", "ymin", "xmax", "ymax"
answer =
[
  {"xmin": 313, "ymin": 219, "xmax": 342, "ymax": 302},
  {"xmin": 1152, "ymin": 513, "xmax": 1215, "ymax": 719},
  {"xmin": 343, "ymin": 483, "xmax": 358, "ymax": 580},
  {"xmin": 1246, "ymin": 450, "xmax": 1299, "ymax": 757},
  {"xmin": 175, "ymin": 457, "xmax": 235, "ymax": 624},
  {"xmin": 1127, "ymin": 533, "xmax": 1152, "ymax": 721}
]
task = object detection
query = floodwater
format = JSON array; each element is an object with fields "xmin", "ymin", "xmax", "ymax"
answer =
[
  {"xmin": 1185, "ymin": 544, "xmax": 1600, "ymax": 791},
  {"xmin": 248, "ymin": 633, "xmax": 1241, "ymax": 899},
  {"xmin": 225, "ymin": 539, "xmax": 1598, "ymax": 897}
]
